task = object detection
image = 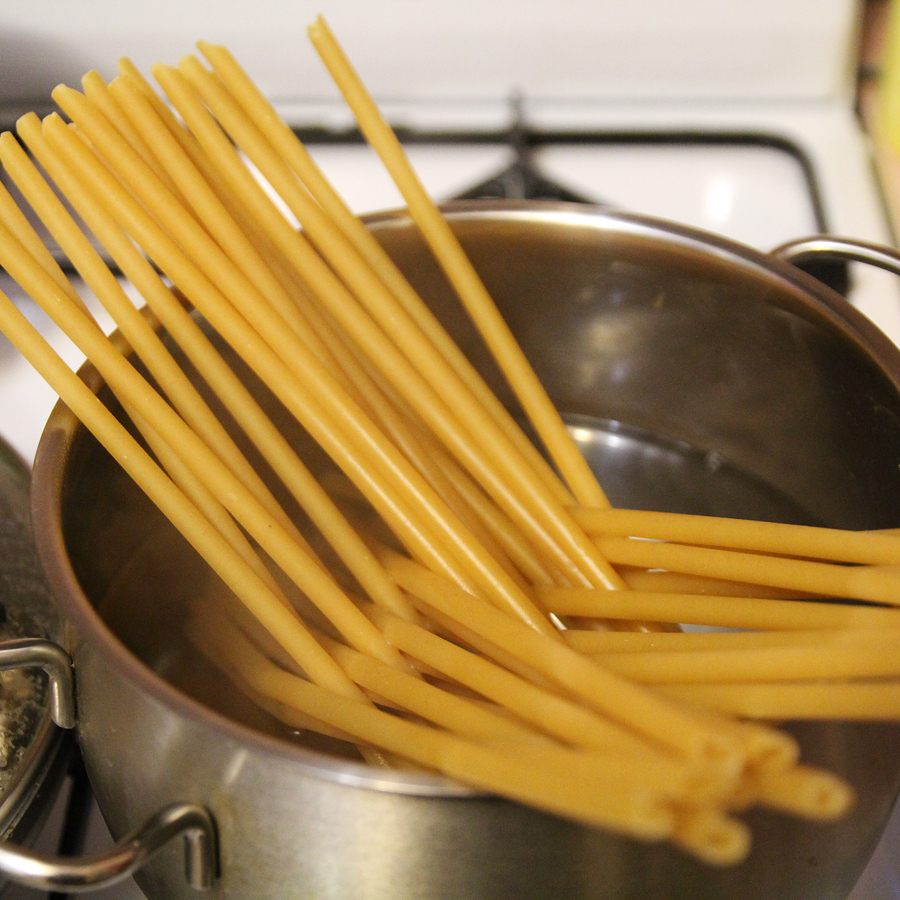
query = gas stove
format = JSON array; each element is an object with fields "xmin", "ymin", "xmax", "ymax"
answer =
[{"xmin": 0, "ymin": 1, "xmax": 899, "ymax": 898}]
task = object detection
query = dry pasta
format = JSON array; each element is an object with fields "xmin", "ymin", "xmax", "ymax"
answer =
[{"xmin": 1, "ymin": 17, "xmax": 899, "ymax": 867}]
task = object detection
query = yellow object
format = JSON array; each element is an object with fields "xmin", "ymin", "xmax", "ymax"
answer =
[
  {"xmin": 4, "ymin": 19, "xmax": 900, "ymax": 864},
  {"xmin": 307, "ymin": 16, "xmax": 611, "ymax": 513},
  {"xmin": 880, "ymin": 0, "xmax": 900, "ymax": 153}
]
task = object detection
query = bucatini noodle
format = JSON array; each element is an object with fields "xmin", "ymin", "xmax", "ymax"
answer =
[{"xmin": 0, "ymin": 18, "xmax": 896, "ymax": 866}]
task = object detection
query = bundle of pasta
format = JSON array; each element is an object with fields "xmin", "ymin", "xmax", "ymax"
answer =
[{"xmin": 0, "ymin": 14, "xmax": 897, "ymax": 867}]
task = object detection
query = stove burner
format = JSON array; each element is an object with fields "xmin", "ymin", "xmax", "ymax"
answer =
[
  {"xmin": 452, "ymin": 97, "xmax": 592, "ymax": 204},
  {"xmin": 453, "ymin": 157, "xmax": 590, "ymax": 204}
]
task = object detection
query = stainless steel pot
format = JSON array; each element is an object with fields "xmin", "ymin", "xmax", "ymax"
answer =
[{"xmin": 8, "ymin": 200, "xmax": 900, "ymax": 899}]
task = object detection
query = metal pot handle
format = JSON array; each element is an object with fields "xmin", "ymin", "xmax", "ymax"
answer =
[
  {"xmin": 0, "ymin": 640, "xmax": 218, "ymax": 892},
  {"xmin": 0, "ymin": 638, "xmax": 76, "ymax": 729},
  {"xmin": 0, "ymin": 803, "xmax": 217, "ymax": 893},
  {"xmin": 773, "ymin": 235, "xmax": 900, "ymax": 277}
]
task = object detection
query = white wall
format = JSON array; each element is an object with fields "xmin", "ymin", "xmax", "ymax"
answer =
[{"xmin": 0, "ymin": 0, "xmax": 861, "ymax": 113}]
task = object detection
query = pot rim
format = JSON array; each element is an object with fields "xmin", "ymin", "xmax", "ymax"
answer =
[
  {"xmin": 29, "ymin": 198, "xmax": 900, "ymax": 798},
  {"xmin": 432, "ymin": 199, "xmax": 900, "ymax": 374}
]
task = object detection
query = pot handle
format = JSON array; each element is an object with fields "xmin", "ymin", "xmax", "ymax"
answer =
[
  {"xmin": 0, "ymin": 638, "xmax": 75, "ymax": 729},
  {"xmin": 772, "ymin": 235, "xmax": 900, "ymax": 277},
  {"xmin": 0, "ymin": 641, "xmax": 217, "ymax": 891},
  {"xmin": 0, "ymin": 802, "xmax": 217, "ymax": 893}
]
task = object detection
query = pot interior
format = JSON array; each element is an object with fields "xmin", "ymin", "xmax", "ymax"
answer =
[{"xmin": 34, "ymin": 202, "xmax": 900, "ymax": 899}]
